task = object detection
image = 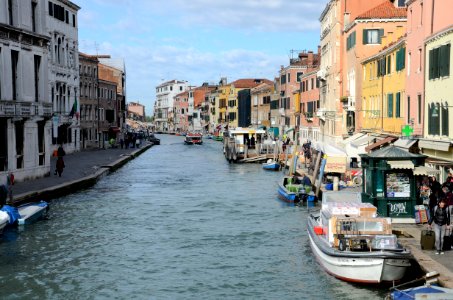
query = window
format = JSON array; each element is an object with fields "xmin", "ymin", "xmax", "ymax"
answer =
[
  {"xmin": 49, "ymin": 1, "xmax": 53, "ymax": 16},
  {"xmin": 11, "ymin": 50, "xmax": 19, "ymax": 100},
  {"xmin": 34, "ymin": 55, "xmax": 41, "ymax": 102},
  {"xmin": 387, "ymin": 55, "xmax": 392, "ymax": 74},
  {"xmin": 65, "ymin": 10, "xmax": 69, "ymax": 23},
  {"xmin": 387, "ymin": 93, "xmax": 393, "ymax": 117},
  {"xmin": 429, "ymin": 44, "xmax": 451, "ymax": 79},
  {"xmin": 280, "ymin": 74, "xmax": 286, "ymax": 85},
  {"xmin": 32, "ymin": 1, "xmax": 37, "ymax": 32},
  {"xmin": 407, "ymin": 96, "xmax": 411, "ymax": 123},
  {"xmin": 8, "ymin": 0, "xmax": 13, "ymax": 25},
  {"xmin": 296, "ymin": 72, "xmax": 304, "ymax": 82},
  {"xmin": 363, "ymin": 29, "xmax": 384, "ymax": 44},
  {"xmin": 442, "ymin": 103, "xmax": 449, "ymax": 136},
  {"xmin": 396, "ymin": 92, "xmax": 401, "ymax": 118},
  {"xmin": 418, "ymin": 94, "xmax": 422, "ymax": 124},
  {"xmin": 346, "ymin": 31, "xmax": 356, "ymax": 50},
  {"xmin": 311, "ymin": 78, "xmax": 314, "ymax": 90},
  {"xmin": 72, "ymin": 14, "xmax": 76, "ymax": 27},
  {"xmin": 287, "ymin": 73, "xmax": 291, "ymax": 83},
  {"xmin": 396, "ymin": 47, "xmax": 406, "ymax": 71},
  {"xmin": 428, "ymin": 103, "xmax": 440, "ymax": 135},
  {"xmin": 418, "ymin": 49, "xmax": 422, "ymax": 72},
  {"xmin": 397, "ymin": 0, "xmax": 405, "ymax": 7},
  {"xmin": 270, "ymin": 100, "xmax": 278, "ymax": 110}
]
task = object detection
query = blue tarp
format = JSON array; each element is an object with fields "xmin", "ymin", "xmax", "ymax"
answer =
[
  {"xmin": 391, "ymin": 285, "xmax": 452, "ymax": 299},
  {"xmin": 1, "ymin": 205, "xmax": 21, "ymax": 225}
]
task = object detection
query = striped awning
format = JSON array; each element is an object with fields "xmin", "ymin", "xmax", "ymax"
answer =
[
  {"xmin": 387, "ymin": 160, "xmax": 414, "ymax": 169},
  {"xmin": 413, "ymin": 166, "xmax": 441, "ymax": 176}
]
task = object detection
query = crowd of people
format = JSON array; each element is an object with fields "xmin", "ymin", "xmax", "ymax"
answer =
[{"xmin": 424, "ymin": 174, "xmax": 453, "ymax": 254}]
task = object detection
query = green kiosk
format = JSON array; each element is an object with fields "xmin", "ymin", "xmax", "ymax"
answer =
[{"xmin": 360, "ymin": 145, "xmax": 427, "ymax": 218}]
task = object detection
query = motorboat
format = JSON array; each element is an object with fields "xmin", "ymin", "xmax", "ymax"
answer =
[
  {"xmin": 277, "ymin": 176, "xmax": 313, "ymax": 204},
  {"xmin": 148, "ymin": 133, "xmax": 160, "ymax": 145},
  {"xmin": 1, "ymin": 201, "xmax": 49, "ymax": 227},
  {"xmin": 308, "ymin": 192, "xmax": 412, "ymax": 283},
  {"xmin": 184, "ymin": 133, "xmax": 203, "ymax": 145},
  {"xmin": 263, "ymin": 159, "xmax": 280, "ymax": 171}
]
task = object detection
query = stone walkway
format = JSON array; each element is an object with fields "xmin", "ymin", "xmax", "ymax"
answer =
[{"xmin": 11, "ymin": 142, "xmax": 152, "ymax": 204}]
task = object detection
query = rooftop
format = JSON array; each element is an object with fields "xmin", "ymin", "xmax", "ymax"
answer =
[
  {"xmin": 356, "ymin": 1, "xmax": 407, "ymax": 20},
  {"xmin": 231, "ymin": 79, "xmax": 273, "ymax": 89}
]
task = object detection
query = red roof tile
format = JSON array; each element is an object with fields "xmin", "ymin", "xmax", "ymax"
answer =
[
  {"xmin": 356, "ymin": 1, "xmax": 407, "ymax": 19},
  {"xmin": 231, "ymin": 79, "xmax": 273, "ymax": 89}
]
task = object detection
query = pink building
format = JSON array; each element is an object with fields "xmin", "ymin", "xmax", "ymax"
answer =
[
  {"xmin": 174, "ymin": 91, "xmax": 189, "ymax": 133},
  {"xmin": 406, "ymin": 0, "xmax": 452, "ymax": 137}
]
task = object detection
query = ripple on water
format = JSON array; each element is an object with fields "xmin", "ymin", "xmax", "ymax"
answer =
[{"xmin": 0, "ymin": 136, "xmax": 387, "ymax": 299}]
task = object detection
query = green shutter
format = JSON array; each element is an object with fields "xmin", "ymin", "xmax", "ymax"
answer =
[
  {"xmin": 446, "ymin": 44, "xmax": 451, "ymax": 77},
  {"xmin": 352, "ymin": 31, "xmax": 356, "ymax": 47},
  {"xmin": 378, "ymin": 29, "xmax": 384, "ymax": 44},
  {"xmin": 429, "ymin": 49, "xmax": 434, "ymax": 79},
  {"xmin": 387, "ymin": 55, "xmax": 392, "ymax": 74},
  {"xmin": 440, "ymin": 44, "xmax": 451, "ymax": 77},
  {"xmin": 442, "ymin": 104, "xmax": 449, "ymax": 136},
  {"xmin": 434, "ymin": 48, "xmax": 440, "ymax": 79},
  {"xmin": 401, "ymin": 47, "xmax": 406, "ymax": 70},
  {"xmin": 396, "ymin": 92, "xmax": 401, "ymax": 118},
  {"xmin": 388, "ymin": 94, "xmax": 394, "ymax": 118},
  {"xmin": 363, "ymin": 29, "xmax": 368, "ymax": 44}
]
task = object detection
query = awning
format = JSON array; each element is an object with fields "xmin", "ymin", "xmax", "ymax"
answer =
[
  {"xmin": 387, "ymin": 160, "xmax": 414, "ymax": 169},
  {"xmin": 340, "ymin": 132, "xmax": 366, "ymax": 145},
  {"xmin": 365, "ymin": 136, "xmax": 397, "ymax": 152},
  {"xmin": 393, "ymin": 138, "xmax": 418, "ymax": 149},
  {"xmin": 419, "ymin": 140, "xmax": 451, "ymax": 152},
  {"xmin": 351, "ymin": 135, "xmax": 381, "ymax": 148},
  {"xmin": 413, "ymin": 166, "xmax": 441, "ymax": 176},
  {"xmin": 285, "ymin": 128, "xmax": 295, "ymax": 134}
]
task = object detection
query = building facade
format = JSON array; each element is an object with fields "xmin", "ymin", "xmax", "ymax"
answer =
[
  {"xmin": 154, "ymin": 80, "xmax": 188, "ymax": 132},
  {"xmin": 79, "ymin": 52, "xmax": 98, "ymax": 149},
  {"xmin": 250, "ymin": 82, "xmax": 273, "ymax": 130},
  {"xmin": 298, "ymin": 70, "xmax": 321, "ymax": 143},
  {"xmin": 0, "ymin": 0, "xmax": 52, "ymax": 181},
  {"xmin": 46, "ymin": 0, "xmax": 80, "ymax": 154},
  {"xmin": 421, "ymin": 25, "xmax": 453, "ymax": 178}
]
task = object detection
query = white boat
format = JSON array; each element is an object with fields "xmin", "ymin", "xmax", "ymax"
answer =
[
  {"xmin": 308, "ymin": 192, "xmax": 412, "ymax": 284},
  {"xmin": 0, "ymin": 210, "xmax": 9, "ymax": 234},
  {"xmin": 0, "ymin": 201, "xmax": 49, "ymax": 227}
]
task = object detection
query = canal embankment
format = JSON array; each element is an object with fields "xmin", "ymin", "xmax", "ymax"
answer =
[{"xmin": 11, "ymin": 143, "xmax": 153, "ymax": 205}]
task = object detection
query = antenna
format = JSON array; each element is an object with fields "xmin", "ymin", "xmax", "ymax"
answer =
[{"xmin": 94, "ymin": 41, "xmax": 99, "ymax": 56}]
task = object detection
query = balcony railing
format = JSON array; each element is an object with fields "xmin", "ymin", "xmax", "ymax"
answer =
[{"xmin": 0, "ymin": 101, "xmax": 53, "ymax": 117}]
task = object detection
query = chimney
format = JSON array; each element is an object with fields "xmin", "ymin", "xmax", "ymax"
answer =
[{"xmin": 307, "ymin": 51, "xmax": 314, "ymax": 66}]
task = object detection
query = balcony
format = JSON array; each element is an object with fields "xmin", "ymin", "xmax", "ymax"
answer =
[{"xmin": 0, "ymin": 101, "xmax": 53, "ymax": 118}]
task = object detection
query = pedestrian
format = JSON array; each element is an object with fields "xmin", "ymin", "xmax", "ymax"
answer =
[
  {"xmin": 428, "ymin": 190, "xmax": 438, "ymax": 217},
  {"xmin": 57, "ymin": 144, "xmax": 65, "ymax": 158},
  {"xmin": 56, "ymin": 156, "xmax": 65, "ymax": 177},
  {"xmin": 120, "ymin": 138, "xmax": 124, "ymax": 149},
  {"xmin": 136, "ymin": 137, "xmax": 140, "ymax": 148},
  {"xmin": 428, "ymin": 199, "xmax": 451, "ymax": 254},
  {"xmin": 430, "ymin": 176, "xmax": 442, "ymax": 196}
]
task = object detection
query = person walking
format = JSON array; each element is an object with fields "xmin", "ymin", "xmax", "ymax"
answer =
[
  {"xmin": 56, "ymin": 156, "xmax": 65, "ymax": 177},
  {"xmin": 428, "ymin": 199, "xmax": 451, "ymax": 254}
]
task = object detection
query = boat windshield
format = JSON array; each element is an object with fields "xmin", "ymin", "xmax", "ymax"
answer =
[{"xmin": 356, "ymin": 220, "xmax": 384, "ymax": 232}]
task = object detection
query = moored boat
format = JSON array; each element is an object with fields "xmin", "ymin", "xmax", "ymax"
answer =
[
  {"xmin": 0, "ymin": 211, "xmax": 8, "ymax": 234},
  {"xmin": 1, "ymin": 201, "xmax": 49, "ymax": 227},
  {"xmin": 308, "ymin": 192, "xmax": 412, "ymax": 284},
  {"xmin": 185, "ymin": 133, "xmax": 203, "ymax": 145},
  {"xmin": 262, "ymin": 159, "xmax": 280, "ymax": 171},
  {"xmin": 277, "ymin": 176, "xmax": 312, "ymax": 204}
]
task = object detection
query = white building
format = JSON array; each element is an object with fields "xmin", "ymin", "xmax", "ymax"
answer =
[
  {"xmin": 46, "ymin": 0, "xmax": 80, "ymax": 154},
  {"xmin": 0, "ymin": 0, "xmax": 52, "ymax": 181},
  {"xmin": 154, "ymin": 80, "xmax": 188, "ymax": 132}
]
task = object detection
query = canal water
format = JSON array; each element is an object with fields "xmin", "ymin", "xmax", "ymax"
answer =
[{"xmin": 0, "ymin": 135, "xmax": 387, "ymax": 299}]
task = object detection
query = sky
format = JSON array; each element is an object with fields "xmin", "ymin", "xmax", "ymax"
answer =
[{"xmin": 76, "ymin": 0, "xmax": 329, "ymax": 115}]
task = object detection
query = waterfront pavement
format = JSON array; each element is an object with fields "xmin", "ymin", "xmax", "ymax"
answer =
[{"xmin": 11, "ymin": 142, "xmax": 153, "ymax": 204}]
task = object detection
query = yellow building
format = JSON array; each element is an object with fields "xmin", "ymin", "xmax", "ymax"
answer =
[
  {"xmin": 218, "ymin": 81, "xmax": 230, "ymax": 126},
  {"xmin": 420, "ymin": 26, "xmax": 453, "ymax": 178},
  {"xmin": 361, "ymin": 37, "xmax": 406, "ymax": 138}
]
